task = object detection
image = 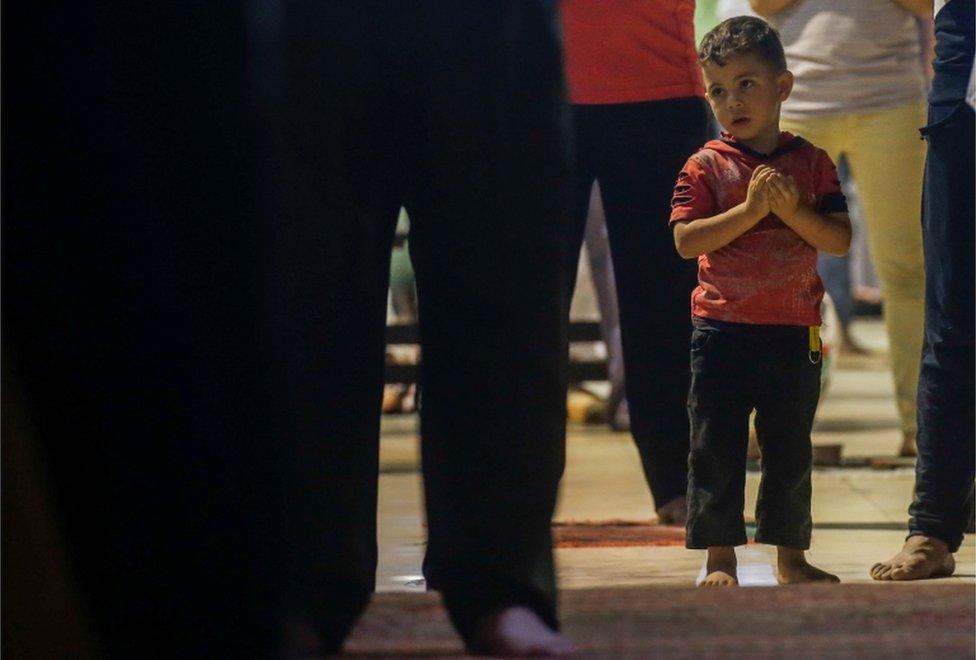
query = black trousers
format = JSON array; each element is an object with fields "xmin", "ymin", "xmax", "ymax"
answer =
[
  {"xmin": 909, "ymin": 53, "xmax": 976, "ymax": 549},
  {"xmin": 686, "ymin": 322, "xmax": 820, "ymax": 550},
  {"xmin": 263, "ymin": 3, "xmax": 572, "ymax": 649},
  {"xmin": 567, "ymin": 99, "xmax": 709, "ymax": 508}
]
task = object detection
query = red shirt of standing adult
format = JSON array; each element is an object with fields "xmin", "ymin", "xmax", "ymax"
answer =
[{"xmin": 561, "ymin": 0, "xmax": 704, "ymax": 104}]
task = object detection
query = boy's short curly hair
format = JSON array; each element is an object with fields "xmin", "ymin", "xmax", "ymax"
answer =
[{"xmin": 698, "ymin": 16, "xmax": 787, "ymax": 72}]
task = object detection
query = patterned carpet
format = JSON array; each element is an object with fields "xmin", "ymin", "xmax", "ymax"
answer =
[
  {"xmin": 552, "ymin": 519, "xmax": 686, "ymax": 548},
  {"xmin": 344, "ymin": 584, "xmax": 975, "ymax": 658}
]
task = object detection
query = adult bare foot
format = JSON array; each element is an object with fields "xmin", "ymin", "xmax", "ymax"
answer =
[
  {"xmin": 656, "ymin": 496, "xmax": 687, "ymax": 526},
  {"xmin": 776, "ymin": 547, "xmax": 840, "ymax": 584},
  {"xmin": 470, "ymin": 606, "xmax": 575, "ymax": 656},
  {"xmin": 700, "ymin": 546, "xmax": 738, "ymax": 587},
  {"xmin": 870, "ymin": 535, "xmax": 955, "ymax": 581}
]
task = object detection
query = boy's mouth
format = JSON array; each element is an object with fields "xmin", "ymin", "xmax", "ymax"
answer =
[{"xmin": 732, "ymin": 116, "xmax": 751, "ymax": 127}]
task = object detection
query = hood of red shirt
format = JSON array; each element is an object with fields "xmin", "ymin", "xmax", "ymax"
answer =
[{"xmin": 703, "ymin": 131, "xmax": 803, "ymax": 163}]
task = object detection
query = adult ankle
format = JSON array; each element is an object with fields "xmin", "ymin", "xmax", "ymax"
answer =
[{"xmin": 907, "ymin": 535, "xmax": 951, "ymax": 552}]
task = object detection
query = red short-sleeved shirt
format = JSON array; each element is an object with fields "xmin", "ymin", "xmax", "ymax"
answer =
[
  {"xmin": 669, "ymin": 133, "xmax": 847, "ymax": 327},
  {"xmin": 559, "ymin": 0, "xmax": 704, "ymax": 105}
]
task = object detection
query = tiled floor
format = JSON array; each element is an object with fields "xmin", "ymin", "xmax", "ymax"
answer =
[{"xmin": 375, "ymin": 319, "xmax": 975, "ymax": 592}]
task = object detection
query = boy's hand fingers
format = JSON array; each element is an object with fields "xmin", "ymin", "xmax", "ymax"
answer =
[{"xmin": 768, "ymin": 176, "xmax": 789, "ymax": 197}]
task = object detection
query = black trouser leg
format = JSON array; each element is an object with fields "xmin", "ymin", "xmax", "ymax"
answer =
[
  {"xmin": 686, "ymin": 330, "xmax": 754, "ymax": 548},
  {"xmin": 752, "ymin": 334, "xmax": 820, "ymax": 550},
  {"xmin": 909, "ymin": 99, "xmax": 976, "ymax": 552},
  {"xmin": 271, "ymin": 185, "xmax": 399, "ymax": 647},
  {"xmin": 406, "ymin": 4, "xmax": 571, "ymax": 642},
  {"xmin": 571, "ymin": 99, "xmax": 708, "ymax": 508},
  {"xmin": 266, "ymin": 5, "xmax": 403, "ymax": 650}
]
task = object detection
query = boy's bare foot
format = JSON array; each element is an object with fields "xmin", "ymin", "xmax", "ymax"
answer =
[
  {"xmin": 700, "ymin": 546, "xmax": 738, "ymax": 586},
  {"xmin": 776, "ymin": 547, "xmax": 840, "ymax": 584},
  {"xmin": 656, "ymin": 496, "xmax": 687, "ymax": 526},
  {"xmin": 470, "ymin": 606, "xmax": 575, "ymax": 656},
  {"xmin": 870, "ymin": 535, "xmax": 955, "ymax": 581}
]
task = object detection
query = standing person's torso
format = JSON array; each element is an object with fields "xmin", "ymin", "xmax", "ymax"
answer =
[
  {"xmin": 560, "ymin": 0, "xmax": 704, "ymax": 104},
  {"xmin": 769, "ymin": 0, "xmax": 926, "ymax": 117}
]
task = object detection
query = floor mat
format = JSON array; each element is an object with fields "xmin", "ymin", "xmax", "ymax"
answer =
[
  {"xmin": 345, "ymin": 584, "xmax": 975, "ymax": 658},
  {"xmin": 552, "ymin": 519, "xmax": 686, "ymax": 548}
]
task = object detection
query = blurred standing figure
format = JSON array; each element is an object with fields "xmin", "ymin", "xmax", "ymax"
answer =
[
  {"xmin": 383, "ymin": 209, "xmax": 419, "ymax": 415},
  {"xmin": 871, "ymin": 0, "xmax": 975, "ymax": 582},
  {"xmin": 585, "ymin": 182, "xmax": 631, "ymax": 431},
  {"xmin": 5, "ymin": 3, "xmax": 279, "ymax": 657},
  {"xmin": 263, "ymin": 3, "xmax": 574, "ymax": 656},
  {"xmin": 751, "ymin": 0, "xmax": 931, "ymax": 457},
  {"xmin": 571, "ymin": 181, "xmax": 630, "ymax": 430},
  {"xmin": 560, "ymin": 0, "xmax": 710, "ymax": 524}
]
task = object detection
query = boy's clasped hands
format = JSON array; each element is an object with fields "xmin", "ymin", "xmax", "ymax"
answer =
[{"xmin": 745, "ymin": 164, "xmax": 802, "ymax": 222}]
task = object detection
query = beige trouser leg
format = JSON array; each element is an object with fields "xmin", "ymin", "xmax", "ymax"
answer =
[{"xmin": 782, "ymin": 101, "xmax": 926, "ymax": 438}]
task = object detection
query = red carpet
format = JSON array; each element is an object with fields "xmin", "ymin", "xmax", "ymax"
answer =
[
  {"xmin": 344, "ymin": 584, "xmax": 975, "ymax": 658},
  {"xmin": 552, "ymin": 519, "xmax": 686, "ymax": 548}
]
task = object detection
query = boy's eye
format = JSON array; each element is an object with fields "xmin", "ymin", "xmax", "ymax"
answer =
[
  {"xmin": 740, "ymin": 80, "xmax": 754, "ymax": 90},
  {"xmin": 710, "ymin": 88, "xmax": 724, "ymax": 98}
]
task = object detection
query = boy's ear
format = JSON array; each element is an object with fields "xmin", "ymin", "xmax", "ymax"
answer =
[{"xmin": 777, "ymin": 70, "xmax": 794, "ymax": 102}]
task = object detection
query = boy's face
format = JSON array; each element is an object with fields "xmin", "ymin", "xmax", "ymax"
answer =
[{"xmin": 701, "ymin": 52, "xmax": 793, "ymax": 151}]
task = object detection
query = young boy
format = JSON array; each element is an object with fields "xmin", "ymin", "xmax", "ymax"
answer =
[{"xmin": 670, "ymin": 16, "xmax": 851, "ymax": 586}]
